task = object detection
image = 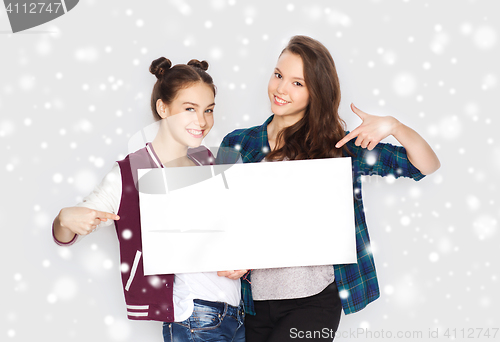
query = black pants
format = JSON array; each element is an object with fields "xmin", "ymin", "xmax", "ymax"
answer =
[{"xmin": 245, "ymin": 281, "xmax": 342, "ymax": 342}]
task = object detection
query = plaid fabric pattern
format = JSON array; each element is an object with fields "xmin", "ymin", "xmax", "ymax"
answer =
[{"xmin": 216, "ymin": 115, "xmax": 425, "ymax": 315}]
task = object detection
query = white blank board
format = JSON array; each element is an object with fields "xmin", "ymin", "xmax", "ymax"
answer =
[{"xmin": 139, "ymin": 157, "xmax": 356, "ymax": 275}]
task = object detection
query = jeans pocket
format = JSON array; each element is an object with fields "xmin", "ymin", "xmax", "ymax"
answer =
[{"xmin": 189, "ymin": 309, "xmax": 222, "ymax": 330}]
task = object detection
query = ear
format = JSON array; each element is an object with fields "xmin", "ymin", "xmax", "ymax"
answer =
[{"xmin": 156, "ymin": 99, "xmax": 170, "ymax": 119}]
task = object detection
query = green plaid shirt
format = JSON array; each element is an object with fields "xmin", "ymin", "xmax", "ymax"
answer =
[{"xmin": 216, "ymin": 115, "xmax": 425, "ymax": 315}]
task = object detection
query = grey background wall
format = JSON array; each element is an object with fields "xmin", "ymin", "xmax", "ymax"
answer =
[{"xmin": 1, "ymin": 0, "xmax": 498, "ymax": 341}]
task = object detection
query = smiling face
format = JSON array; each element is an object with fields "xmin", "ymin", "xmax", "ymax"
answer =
[
  {"xmin": 268, "ymin": 51, "xmax": 310, "ymax": 122},
  {"xmin": 158, "ymin": 82, "xmax": 215, "ymax": 148}
]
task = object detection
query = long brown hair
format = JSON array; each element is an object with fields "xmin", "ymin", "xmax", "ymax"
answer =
[
  {"xmin": 149, "ymin": 58, "xmax": 216, "ymax": 121},
  {"xmin": 266, "ymin": 35, "xmax": 350, "ymax": 160}
]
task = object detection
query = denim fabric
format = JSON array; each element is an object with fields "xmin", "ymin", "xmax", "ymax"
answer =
[{"xmin": 162, "ymin": 299, "xmax": 245, "ymax": 342}]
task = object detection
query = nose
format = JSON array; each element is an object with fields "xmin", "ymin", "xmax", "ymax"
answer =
[
  {"xmin": 195, "ymin": 111, "xmax": 207, "ymax": 128},
  {"xmin": 276, "ymin": 79, "xmax": 287, "ymax": 95}
]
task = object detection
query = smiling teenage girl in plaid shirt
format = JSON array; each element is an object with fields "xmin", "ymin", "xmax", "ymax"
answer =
[{"xmin": 217, "ymin": 35, "xmax": 440, "ymax": 342}]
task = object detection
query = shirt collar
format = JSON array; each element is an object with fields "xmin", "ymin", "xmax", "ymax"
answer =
[{"xmin": 145, "ymin": 142, "xmax": 200, "ymax": 167}]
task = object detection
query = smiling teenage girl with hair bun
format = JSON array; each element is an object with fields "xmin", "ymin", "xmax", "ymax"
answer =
[{"xmin": 53, "ymin": 57, "xmax": 245, "ymax": 342}]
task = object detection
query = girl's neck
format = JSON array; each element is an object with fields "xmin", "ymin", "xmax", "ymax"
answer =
[
  {"xmin": 151, "ymin": 123, "xmax": 193, "ymax": 167},
  {"xmin": 267, "ymin": 114, "xmax": 303, "ymax": 150}
]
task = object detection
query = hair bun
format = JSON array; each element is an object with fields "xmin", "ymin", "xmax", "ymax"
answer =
[
  {"xmin": 150, "ymin": 57, "xmax": 172, "ymax": 79},
  {"xmin": 187, "ymin": 59, "xmax": 209, "ymax": 71}
]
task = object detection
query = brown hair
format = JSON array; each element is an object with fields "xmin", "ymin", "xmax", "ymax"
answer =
[
  {"xmin": 149, "ymin": 58, "xmax": 216, "ymax": 121},
  {"xmin": 266, "ymin": 35, "xmax": 351, "ymax": 161}
]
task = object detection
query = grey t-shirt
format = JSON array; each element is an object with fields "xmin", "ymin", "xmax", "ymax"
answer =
[{"xmin": 251, "ymin": 265, "xmax": 335, "ymax": 300}]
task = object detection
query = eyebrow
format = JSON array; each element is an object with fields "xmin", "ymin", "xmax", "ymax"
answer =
[
  {"xmin": 275, "ymin": 67, "xmax": 304, "ymax": 81},
  {"xmin": 182, "ymin": 102, "xmax": 216, "ymax": 108}
]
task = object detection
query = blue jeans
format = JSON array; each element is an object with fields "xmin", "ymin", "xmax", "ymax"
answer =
[{"xmin": 162, "ymin": 299, "xmax": 245, "ymax": 342}]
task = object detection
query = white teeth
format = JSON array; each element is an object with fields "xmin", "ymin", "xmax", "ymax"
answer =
[
  {"xmin": 188, "ymin": 129, "xmax": 202, "ymax": 135},
  {"xmin": 275, "ymin": 96, "xmax": 288, "ymax": 104}
]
